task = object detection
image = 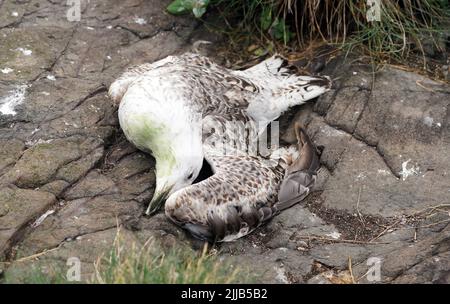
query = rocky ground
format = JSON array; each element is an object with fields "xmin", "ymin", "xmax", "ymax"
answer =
[{"xmin": 0, "ymin": 0, "xmax": 449, "ymax": 284}]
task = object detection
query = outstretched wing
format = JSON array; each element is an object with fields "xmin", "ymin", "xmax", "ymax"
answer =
[
  {"xmin": 180, "ymin": 53, "xmax": 330, "ymax": 125},
  {"xmin": 110, "ymin": 52, "xmax": 330, "ymax": 128},
  {"xmin": 109, "ymin": 52, "xmax": 260, "ymax": 111},
  {"xmin": 171, "ymin": 53, "xmax": 261, "ymax": 113}
]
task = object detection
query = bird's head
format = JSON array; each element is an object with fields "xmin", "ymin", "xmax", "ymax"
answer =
[
  {"xmin": 140, "ymin": 114, "xmax": 206, "ymax": 215},
  {"xmin": 145, "ymin": 150, "xmax": 204, "ymax": 215}
]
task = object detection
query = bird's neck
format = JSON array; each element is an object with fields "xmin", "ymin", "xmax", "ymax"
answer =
[{"xmin": 119, "ymin": 99, "xmax": 202, "ymax": 176}]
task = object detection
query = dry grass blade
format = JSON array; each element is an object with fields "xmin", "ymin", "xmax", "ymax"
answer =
[
  {"xmin": 296, "ymin": 235, "xmax": 389, "ymax": 245},
  {"xmin": 210, "ymin": 0, "xmax": 449, "ymax": 75},
  {"xmin": 90, "ymin": 229, "xmax": 246, "ymax": 284}
]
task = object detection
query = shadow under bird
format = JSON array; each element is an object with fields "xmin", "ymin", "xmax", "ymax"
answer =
[{"xmin": 109, "ymin": 52, "xmax": 330, "ymax": 241}]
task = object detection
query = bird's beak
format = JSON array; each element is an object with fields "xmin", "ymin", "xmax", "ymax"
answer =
[{"xmin": 145, "ymin": 188, "xmax": 171, "ymax": 216}]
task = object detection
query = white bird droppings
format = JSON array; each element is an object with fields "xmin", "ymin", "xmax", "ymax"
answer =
[
  {"xmin": 11, "ymin": 11, "xmax": 19, "ymax": 17},
  {"xmin": 133, "ymin": 17, "xmax": 147, "ymax": 25},
  {"xmin": 356, "ymin": 173, "xmax": 366, "ymax": 180},
  {"xmin": 1, "ymin": 67, "xmax": 14, "ymax": 74},
  {"xmin": 0, "ymin": 84, "xmax": 28, "ymax": 116},
  {"xmin": 423, "ymin": 116, "xmax": 442, "ymax": 128},
  {"xmin": 326, "ymin": 231, "xmax": 342, "ymax": 239},
  {"xmin": 377, "ymin": 169, "xmax": 390, "ymax": 176},
  {"xmin": 399, "ymin": 159, "xmax": 420, "ymax": 181},
  {"xmin": 46, "ymin": 75, "xmax": 56, "ymax": 81},
  {"xmin": 31, "ymin": 210, "xmax": 55, "ymax": 228},
  {"xmin": 25, "ymin": 138, "xmax": 53, "ymax": 147},
  {"xmin": 16, "ymin": 47, "xmax": 33, "ymax": 56},
  {"xmin": 423, "ymin": 116, "xmax": 434, "ymax": 127},
  {"xmin": 275, "ymin": 267, "xmax": 289, "ymax": 284}
]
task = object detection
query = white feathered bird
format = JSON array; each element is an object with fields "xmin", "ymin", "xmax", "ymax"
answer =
[{"xmin": 109, "ymin": 52, "xmax": 331, "ymax": 217}]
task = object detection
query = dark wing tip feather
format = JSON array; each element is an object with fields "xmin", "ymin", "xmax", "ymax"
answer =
[
  {"xmin": 276, "ymin": 124, "xmax": 320, "ymax": 210},
  {"xmin": 183, "ymin": 223, "xmax": 214, "ymax": 243},
  {"xmin": 306, "ymin": 76, "xmax": 332, "ymax": 90},
  {"xmin": 292, "ymin": 123, "xmax": 320, "ymax": 173},
  {"xmin": 207, "ymin": 210, "xmax": 227, "ymax": 242},
  {"xmin": 274, "ymin": 55, "xmax": 332, "ymax": 90}
]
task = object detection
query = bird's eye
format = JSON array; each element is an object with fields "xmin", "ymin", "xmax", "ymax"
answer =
[{"xmin": 187, "ymin": 171, "xmax": 194, "ymax": 180}]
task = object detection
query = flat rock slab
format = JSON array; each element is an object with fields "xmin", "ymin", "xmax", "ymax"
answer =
[
  {"xmin": 0, "ymin": 187, "xmax": 56, "ymax": 258},
  {"xmin": 1, "ymin": 0, "xmax": 449, "ymax": 284}
]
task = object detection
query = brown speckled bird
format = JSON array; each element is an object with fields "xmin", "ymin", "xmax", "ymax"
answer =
[
  {"xmin": 165, "ymin": 123, "xmax": 319, "ymax": 242},
  {"xmin": 110, "ymin": 52, "xmax": 329, "ymax": 241}
]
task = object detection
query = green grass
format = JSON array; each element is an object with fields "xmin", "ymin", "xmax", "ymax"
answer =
[
  {"xmin": 2, "ymin": 232, "xmax": 249, "ymax": 284},
  {"xmin": 2, "ymin": 264, "xmax": 70, "ymax": 284},
  {"xmin": 91, "ymin": 237, "xmax": 247, "ymax": 284},
  {"xmin": 168, "ymin": 0, "xmax": 450, "ymax": 64}
]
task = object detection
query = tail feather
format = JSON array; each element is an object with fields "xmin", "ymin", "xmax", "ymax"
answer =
[
  {"xmin": 287, "ymin": 122, "xmax": 320, "ymax": 174},
  {"xmin": 276, "ymin": 124, "xmax": 319, "ymax": 211},
  {"xmin": 275, "ymin": 171, "xmax": 314, "ymax": 211}
]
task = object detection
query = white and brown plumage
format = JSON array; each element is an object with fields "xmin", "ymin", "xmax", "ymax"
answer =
[
  {"xmin": 109, "ymin": 52, "xmax": 330, "ymax": 241},
  {"xmin": 166, "ymin": 124, "xmax": 320, "ymax": 242}
]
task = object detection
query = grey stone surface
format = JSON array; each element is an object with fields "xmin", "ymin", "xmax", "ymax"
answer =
[
  {"xmin": 0, "ymin": 0, "xmax": 449, "ymax": 284},
  {"xmin": 0, "ymin": 187, "xmax": 56, "ymax": 258}
]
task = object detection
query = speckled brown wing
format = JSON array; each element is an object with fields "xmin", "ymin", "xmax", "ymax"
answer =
[
  {"xmin": 109, "ymin": 52, "xmax": 259, "ymax": 113},
  {"xmin": 164, "ymin": 125, "xmax": 320, "ymax": 243},
  {"xmin": 164, "ymin": 154, "xmax": 285, "ymax": 242}
]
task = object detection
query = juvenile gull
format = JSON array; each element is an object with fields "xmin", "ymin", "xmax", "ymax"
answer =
[
  {"xmin": 109, "ymin": 52, "xmax": 330, "ymax": 222},
  {"xmin": 165, "ymin": 123, "xmax": 319, "ymax": 242}
]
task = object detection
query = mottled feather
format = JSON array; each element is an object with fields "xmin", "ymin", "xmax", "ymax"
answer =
[
  {"xmin": 111, "ymin": 52, "xmax": 330, "ymax": 241},
  {"xmin": 112, "ymin": 52, "xmax": 331, "ymax": 130},
  {"xmin": 165, "ymin": 125, "xmax": 319, "ymax": 242}
]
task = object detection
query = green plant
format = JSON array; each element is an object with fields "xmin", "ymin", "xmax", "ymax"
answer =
[
  {"xmin": 3, "ymin": 264, "xmax": 71, "ymax": 284},
  {"xmin": 271, "ymin": 17, "xmax": 294, "ymax": 44},
  {"xmin": 167, "ymin": 0, "xmax": 211, "ymax": 18},
  {"xmin": 91, "ymin": 234, "xmax": 248, "ymax": 284},
  {"xmin": 3, "ymin": 232, "xmax": 251, "ymax": 284},
  {"xmin": 167, "ymin": 0, "xmax": 450, "ymax": 61},
  {"xmin": 167, "ymin": 0, "xmax": 296, "ymax": 44}
]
